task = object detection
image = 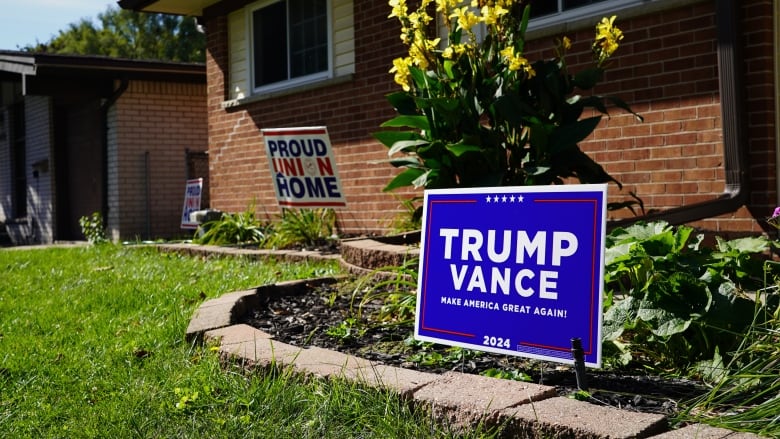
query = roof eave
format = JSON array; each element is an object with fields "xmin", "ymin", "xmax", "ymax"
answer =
[{"xmin": 117, "ymin": 0, "xmax": 222, "ymax": 17}]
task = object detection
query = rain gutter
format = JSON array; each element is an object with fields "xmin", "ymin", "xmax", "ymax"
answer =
[{"xmin": 611, "ymin": 0, "xmax": 748, "ymax": 227}]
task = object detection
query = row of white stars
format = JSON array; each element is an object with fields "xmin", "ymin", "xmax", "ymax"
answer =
[{"xmin": 484, "ymin": 194, "xmax": 525, "ymax": 203}]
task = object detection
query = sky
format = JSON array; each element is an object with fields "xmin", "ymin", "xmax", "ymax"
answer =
[{"xmin": 0, "ymin": 0, "xmax": 116, "ymax": 50}]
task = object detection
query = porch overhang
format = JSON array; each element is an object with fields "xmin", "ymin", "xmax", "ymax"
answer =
[{"xmin": 117, "ymin": 0, "xmax": 221, "ymax": 17}]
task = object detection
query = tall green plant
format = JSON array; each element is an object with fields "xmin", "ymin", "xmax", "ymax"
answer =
[
  {"xmin": 195, "ymin": 203, "xmax": 269, "ymax": 246},
  {"xmin": 266, "ymin": 208, "xmax": 337, "ymax": 249},
  {"xmin": 375, "ymin": 1, "xmax": 641, "ymax": 199},
  {"xmin": 677, "ymin": 305, "xmax": 780, "ymax": 436}
]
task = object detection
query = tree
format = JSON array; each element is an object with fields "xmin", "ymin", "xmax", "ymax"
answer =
[{"xmin": 25, "ymin": 6, "xmax": 205, "ymax": 63}]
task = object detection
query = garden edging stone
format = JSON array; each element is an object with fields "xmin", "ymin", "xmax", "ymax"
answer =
[{"xmin": 166, "ymin": 242, "xmax": 764, "ymax": 438}]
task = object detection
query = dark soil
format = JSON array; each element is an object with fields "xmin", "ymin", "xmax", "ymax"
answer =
[{"xmin": 240, "ymin": 279, "xmax": 707, "ymax": 417}]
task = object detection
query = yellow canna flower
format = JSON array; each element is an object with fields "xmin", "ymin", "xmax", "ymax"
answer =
[
  {"xmin": 500, "ymin": 46, "xmax": 535, "ymax": 78},
  {"xmin": 562, "ymin": 36, "xmax": 572, "ymax": 51},
  {"xmin": 450, "ymin": 6, "xmax": 481, "ymax": 32},
  {"xmin": 389, "ymin": 57, "xmax": 413, "ymax": 91},
  {"xmin": 435, "ymin": 0, "xmax": 460, "ymax": 14},
  {"xmin": 388, "ymin": 0, "xmax": 407, "ymax": 19},
  {"xmin": 593, "ymin": 15, "xmax": 623, "ymax": 64},
  {"xmin": 481, "ymin": 4, "xmax": 509, "ymax": 26},
  {"xmin": 409, "ymin": 48, "xmax": 426, "ymax": 70}
]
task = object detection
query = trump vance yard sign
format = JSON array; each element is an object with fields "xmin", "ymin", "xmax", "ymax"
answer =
[{"xmin": 415, "ymin": 184, "xmax": 607, "ymax": 367}]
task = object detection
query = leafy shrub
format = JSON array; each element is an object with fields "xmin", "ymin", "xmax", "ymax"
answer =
[
  {"xmin": 266, "ymin": 208, "xmax": 336, "ymax": 249},
  {"xmin": 376, "ymin": 3, "xmax": 641, "ymax": 208},
  {"xmin": 352, "ymin": 258, "xmax": 419, "ymax": 325},
  {"xmin": 79, "ymin": 212, "xmax": 107, "ymax": 244},
  {"xmin": 602, "ymin": 221, "xmax": 775, "ymax": 372},
  {"xmin": 195, "ymin": 204, "xmax": 269, "ymax": 246}
]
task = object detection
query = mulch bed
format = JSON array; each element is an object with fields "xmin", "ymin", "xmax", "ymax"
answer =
[{"xmin": 240, "ymin": 278, "xmax": 708, "ymax": 417}]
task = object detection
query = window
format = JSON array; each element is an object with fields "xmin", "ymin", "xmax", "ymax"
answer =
[
  {"xmin": 526, "ymin": 0, "xmax": 677, "ymax": 31},
  {"xmin": 251, "ymin": 0, "xmax": 330, "ymax": 91},
  {"xmin": 528, "ymin": 0, "xmax": 610, "ymax": 18}
]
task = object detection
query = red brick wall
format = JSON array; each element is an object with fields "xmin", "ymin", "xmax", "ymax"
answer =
[
  {"xmin": 111, "ymin": 80, "xmax": 208, "ymax": 240},
  {"xmin": 205, "ymin": 0, "xmax": 777, "ymax": 236}
]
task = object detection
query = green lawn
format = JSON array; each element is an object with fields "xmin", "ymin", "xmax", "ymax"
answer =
[{"xmin": 0, "ymin": 245, "xmax": 486, "ymax": 438}]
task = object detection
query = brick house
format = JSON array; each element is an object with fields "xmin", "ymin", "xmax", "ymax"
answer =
[
  {"xmin": 0, "ymin": 52, "xmax": 207, "ymax": 244},
  {"xmin": 119, "ymin": 0, "xmax": 777, "ymax": 237}
]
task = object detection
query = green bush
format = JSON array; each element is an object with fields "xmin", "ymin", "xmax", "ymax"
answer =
[
  {"xmin": 195, "ymin": 204, "xmax": 269, "ymax": 246},
  {"xmin": 78, "ymin": 211, "xmax": 108, "ymax": 244},
  {"xmin": 266, "ymin": 208, "xmax": 336, "ymax": 249},
  {"xmin": 602, "ymin": 221, "xmax": 775, "ymax": 372}
]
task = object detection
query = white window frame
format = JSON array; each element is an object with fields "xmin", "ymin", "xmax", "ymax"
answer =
[
  {"xmin": 248, "ymin": 0, "xmax": 333, "ymax": 95},
  {"xmin": 527, "ymin": 0, "xmax": 698, "ymax": 33}
]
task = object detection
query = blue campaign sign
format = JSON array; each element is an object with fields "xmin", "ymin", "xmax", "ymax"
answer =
[{"xmin": 415, "ymin": 184, "xmax": 607, "ymax": 367}]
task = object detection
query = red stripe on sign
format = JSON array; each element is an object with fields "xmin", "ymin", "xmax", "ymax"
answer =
[{"xmin": 262, "ymin": 128, "xmax": 327, "ymax": 136}]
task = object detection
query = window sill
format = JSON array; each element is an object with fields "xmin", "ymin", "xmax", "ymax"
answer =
[
  {"xmin": 221, "ymin": 74, "xmax": 354, "ymax": 110},
  {"xmin": 525, "ymin": 0, "xmax": 701, "ymax": 40}
]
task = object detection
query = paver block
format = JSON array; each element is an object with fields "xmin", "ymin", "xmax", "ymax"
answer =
[
  {"xmin": 651, "ymin": 423, "xmax": 765, "ymax": 439},
  {"xmin": 412, "ymin": 371, "xmax": 557, "ymax": 432},
  {"xmin": 215, "ymin": 336, "xmax": 305, "ymax": 370},
  {"xmin": 290, "ymin": 346, "xmax": 374, "ymax": 379},
  {"xmin": 203, "ymin": 324, "xmax": 272, "ymax": 346},
  {"xmin": 351, "ymin": 364, "xmax": 439, "ymax": 397},
  {"xmin": 185, "ymin": 289, "xmax": 259, "ymax": 341},
  {"xmin": 499, "ymin": 396, "xmax": 668, "ymax": 438}
]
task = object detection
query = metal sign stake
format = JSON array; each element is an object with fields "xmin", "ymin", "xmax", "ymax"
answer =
[{"xmin": 571, "ymin": 337, "xmax": 589, "ymax": 391}]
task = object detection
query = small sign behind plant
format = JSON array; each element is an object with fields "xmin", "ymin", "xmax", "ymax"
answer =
[
  {"xmin": 261, "ymin": 127, "xmax": 346, "ymax": 208},
  {"xmin": 180, "ymin": 178, "xmax": 203, "ymax": 230},
  {"xmin": 415, "ymin": 185, "xmax": 607, "ymax": 367}
]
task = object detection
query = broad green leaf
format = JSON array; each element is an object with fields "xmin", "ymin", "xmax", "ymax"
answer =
[
  {"xmin": 412, "ymin": 169, "xmax": 432, "ymax": 188},
  {"xmin": 573, "ymin": 68, "xmax": 604, "ymax": 89},
  {"xmin": 388, "ymin": 157, "xmax": 422, "ymax": 168},
  {"xmin": 611, "ymin": 221, "xmax": 672, "ymax": 243},
  {"xmin": 640, "ymin": 230, "xmax": 678, "ymax": 256},
  {"xmin": 381, "ymin": 115, "xmax": 431, "ymax": 131},
  {"xmin": 443, "ymin": 60, "xmax": 455, "ymax": 79},
  {"xmin": 636, "ymin": 304, "xmax": 691, "ymax": 337},
  {"xmin": 705, "ymin": 281, "xmax": 760, "ymax": 332},
  {"xmin": 577, "ymin": 95, "xmax": 609, "ymax": 115},
  {"xmin": 385, "ymin": 91, "xmax": 418, "ymax": 115},
  {"xmin": 388, "ymin": 139, "xmax": 429, "ymax": 156},
  {"xmin": 445, "ymin": 142, "xmax": 482, "ymax": 157},
  {"xmin": 715, "ymin": 235, "xmax": 771, "ymax": 254},
  {"xmin": 605, "ymin": 241, "xmax": 635, "ymax": 266},
  {"xmin": 410, "ymin": 66, "xmax": 434, "ymax": 91},
  {"xmin": 383, "ymin": 168, "xmax": 426, "ymax": 192},
  {"xmin": 373, "ymin": 130, "xmax": 421, "ymax": 148},
  {"xmin": 602, "ymin": 296, "xmax": 637, "ymax": 340},
  {"xmin": 548, "ymin": 116, "xmax": 602, "ymax": 154},
  {"xmin": 693, "ymin": 347, "xmax": 727, "ymax": 383}
]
